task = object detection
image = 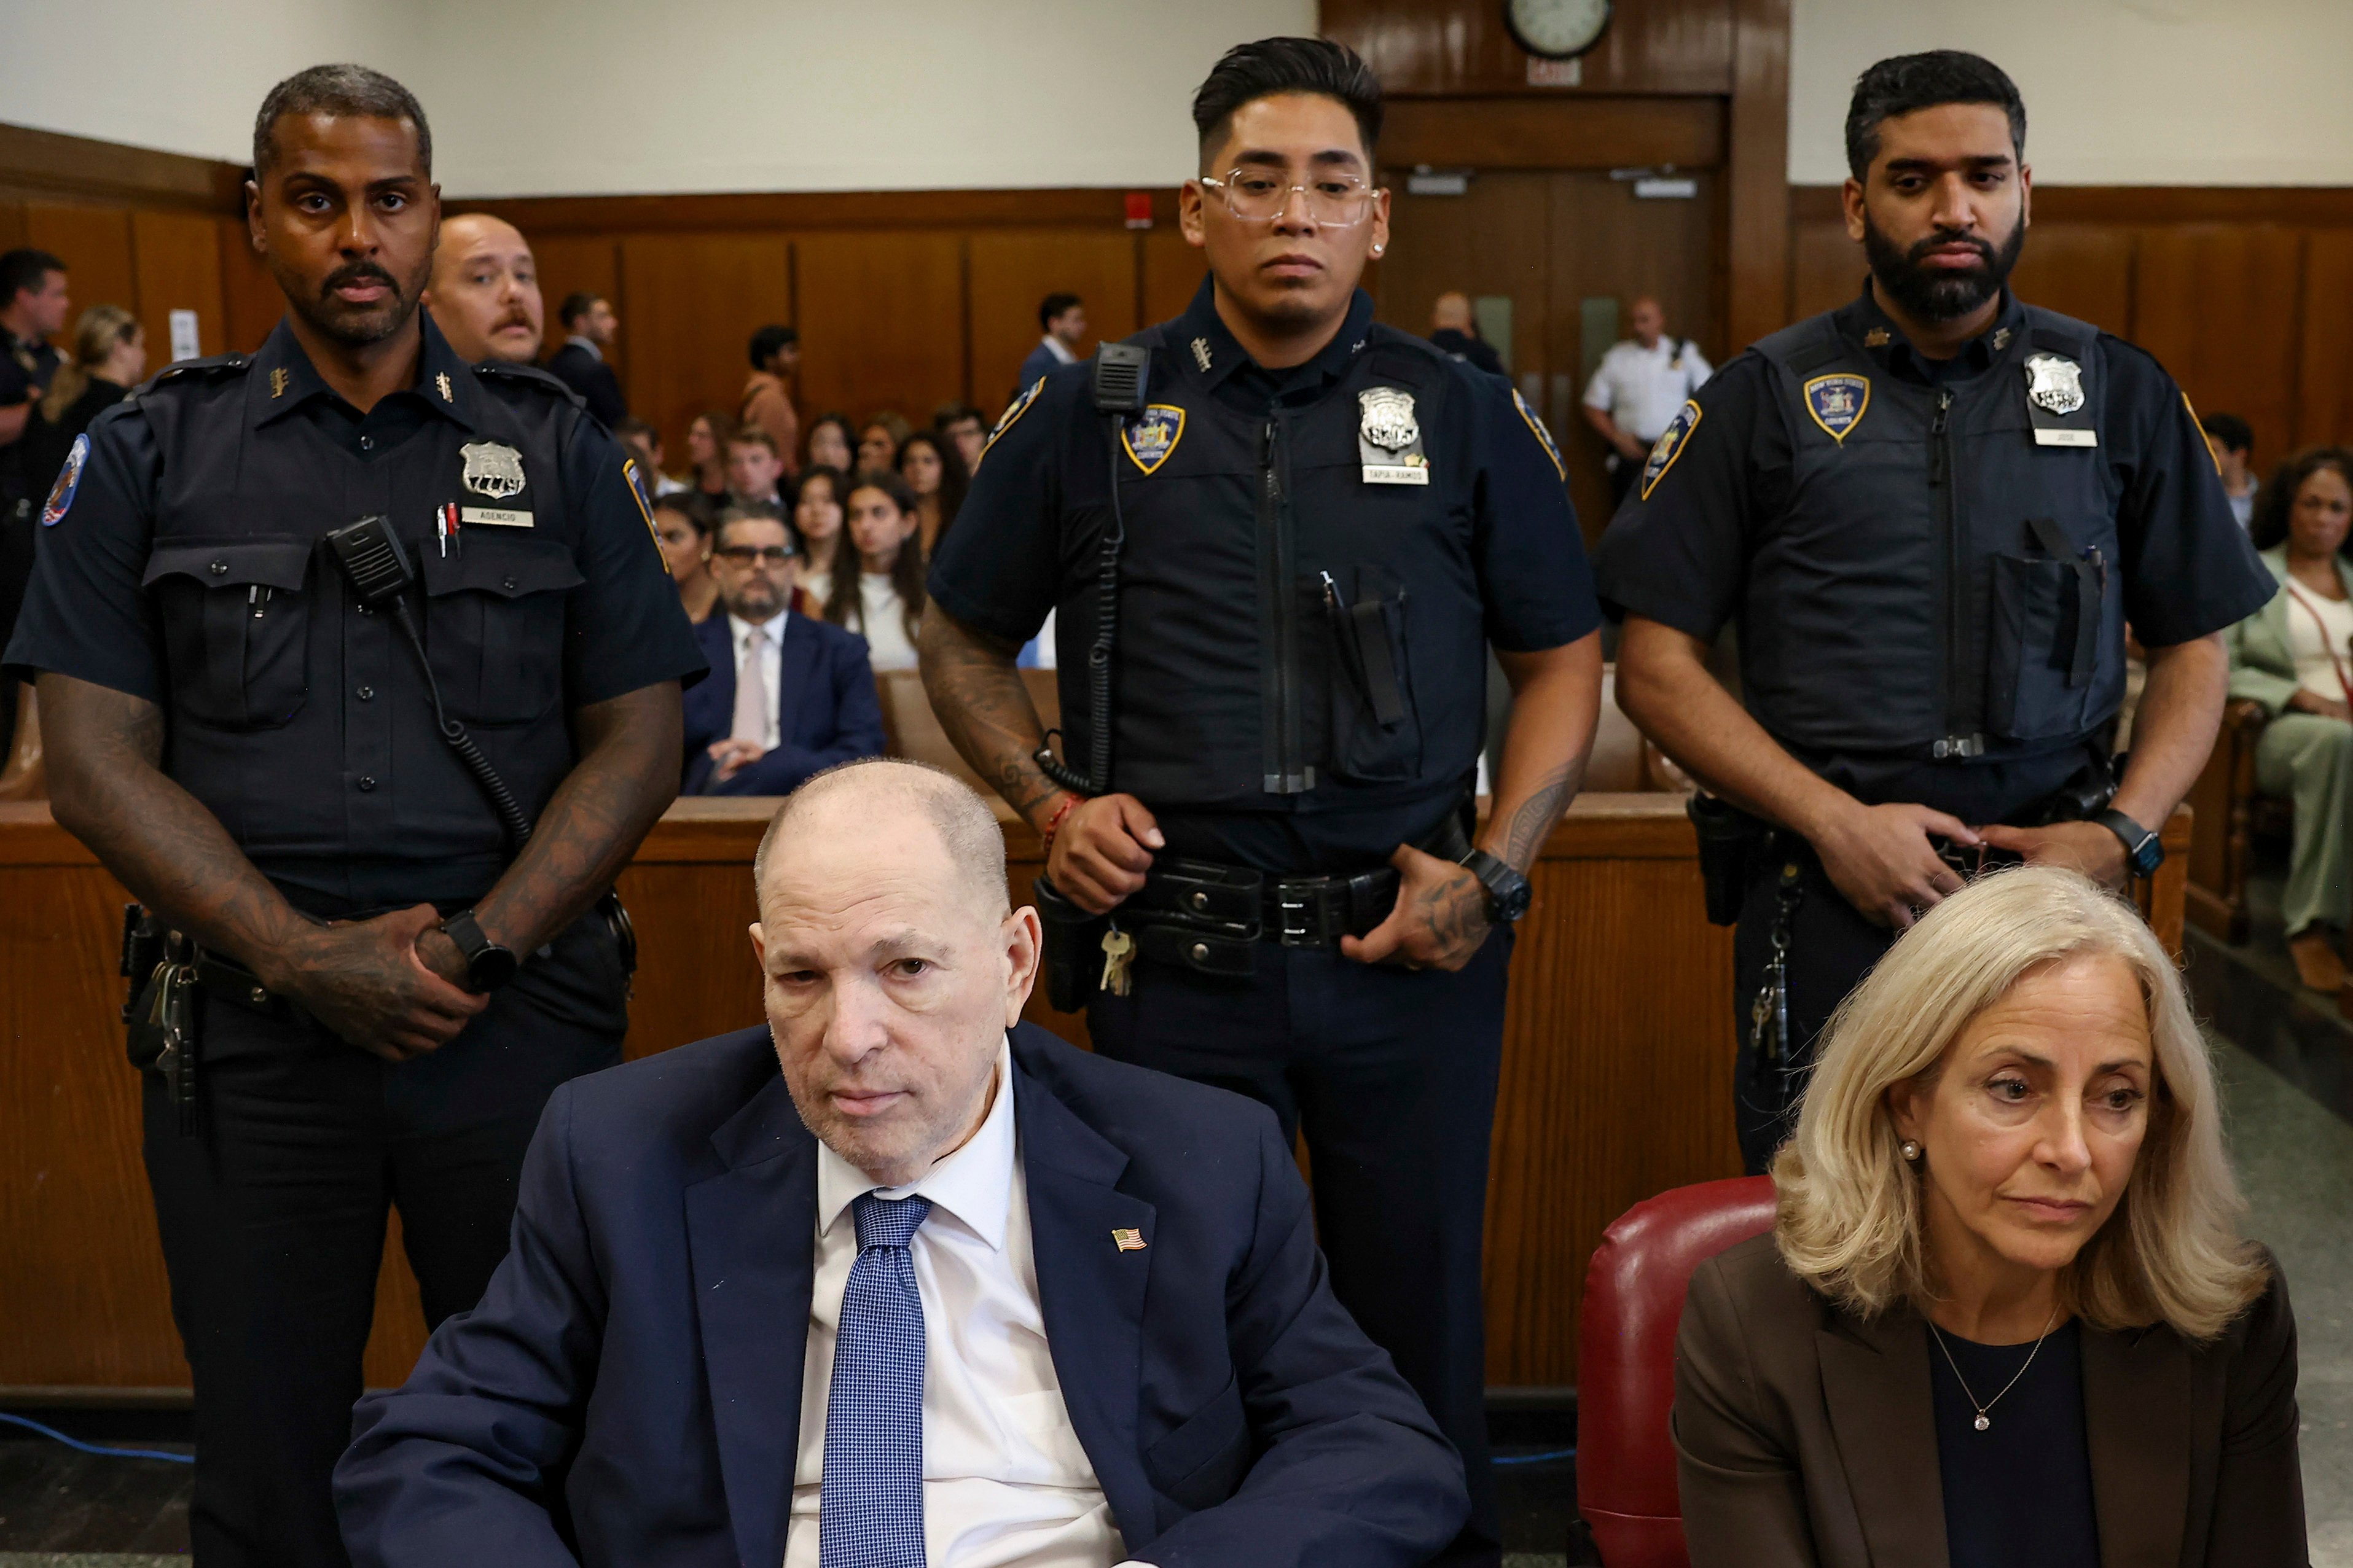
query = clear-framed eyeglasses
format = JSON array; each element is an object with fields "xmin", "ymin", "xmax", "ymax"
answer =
[{"xmin": 1198, "ymin": 168, "xmax": 1380, "ymax": 227}]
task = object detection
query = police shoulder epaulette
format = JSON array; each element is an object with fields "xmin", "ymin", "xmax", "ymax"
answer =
[
  {"xmin": 145, "ymin": 353, "xmax": 250, "ymax": 388},
  {"xmin": 474, "ymin": 360, "xmax": 586, "ymax": 408}
]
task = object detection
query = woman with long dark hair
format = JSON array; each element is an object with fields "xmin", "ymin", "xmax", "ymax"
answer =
[
  {"xmin": 2227, "ymin": 444, "xmax": 2353, "ymax": 989},
  {"xmin": 684, "ymin": 412, "xmax": 735, "ymax": 511},
  {"xmin": 804, "ymin": 412, "xmax": 855, "ymax": 474},
  {"xmin": 824, "ymin": 469, "xmax": 926, "ymax": 671},
  {"xmin": 896, "ymin": 429, "xmax": 968, "ymax": 556},
  {"xmin": 790, "ymin": 464, "xmax": 847, "ymax": 610}
]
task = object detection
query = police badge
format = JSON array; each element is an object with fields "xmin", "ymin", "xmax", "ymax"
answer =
[
  {"xmin": 2024, "ymin": 353, "xmax": 2086, "ymax": 416},
  {"xmin": 1358, "ymin": 386, "xmax": 1428, "ymax": 485},
  {"xmin": 459, "ymin": 440, "xmax": 528, "ymax": 500},
  {"xmin": 1801, "ymin": 373, "xmax": 1870, "ymax": 444},
  {"xmin": 1121, "ymin": 405, "xmax": 1185, "ymax": 475}
]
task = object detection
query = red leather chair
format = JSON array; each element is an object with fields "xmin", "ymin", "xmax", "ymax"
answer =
[{"xmin": 1576, "ymin": 1176, "xmax": 1777, "ymax": 1567}]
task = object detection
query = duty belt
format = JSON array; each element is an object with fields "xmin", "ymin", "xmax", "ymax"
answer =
[{"xmin": 1122, "ymin": 857, "xmax": 1401, "ymax": 975}]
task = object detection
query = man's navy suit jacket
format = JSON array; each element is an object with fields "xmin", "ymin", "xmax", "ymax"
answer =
[
  {"xmin": 680, "ymin": 612, "xmax": 885, "ymax": 796},
  {"xmin": 334, "ymin": 1023, "xmax": 1466, "ymax": 1568},
  {"xmin": 543, "ymin": 342, "xmax": 627, "ymax": 428}
]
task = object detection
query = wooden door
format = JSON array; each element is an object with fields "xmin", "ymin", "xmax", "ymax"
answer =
[{"xmin": 1373, "ymin": 168, "xmax": 1721, "ymax": 544}]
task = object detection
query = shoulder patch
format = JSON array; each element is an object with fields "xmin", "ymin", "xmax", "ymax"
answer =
[
  {"xmin": 1511, "ymin": 388, "xmax": 1565, "ymax": 481},
  {"xmin": 1640, "ymin": 399, "xmax": 1703, "ymax": 501},
  {"xmin": 976, "ymin": 378, "xmax": 1045, "ymax": 472},
  {"xmin": 621, "ymin": 458, "xmax": 668, "ymax": 572},
  {"xmin": 41, "ymin": 433, "xmax": 88, "ymax": 527}
]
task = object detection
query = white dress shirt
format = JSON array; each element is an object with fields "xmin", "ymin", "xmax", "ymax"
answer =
[
  {"xmin": 1041, "ymin": 334, "xmax": 1079, "ymax": 367},
  {"xmin": 788, "ymin": 1040, "xmax": 1148, "ymax": 1568},
  {"xmin": 565, "ymin": 333, "xmax": 603, "ymax": 362},
  {"xmin": 729, "ymin": 609, "xmax": 789, "ymax": 750},
  {"xmin": 1582, "ymin": 335, "xmax": 1713, "ymax": 443},
  {"xmin": 853, "ymin": 574, "xmax": 919, "ymax": 671}
]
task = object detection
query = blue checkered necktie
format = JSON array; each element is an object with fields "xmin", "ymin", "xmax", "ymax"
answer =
[{"xmin": 818, "ymin": 1192, "xmax": 933, "ymax": 1568}]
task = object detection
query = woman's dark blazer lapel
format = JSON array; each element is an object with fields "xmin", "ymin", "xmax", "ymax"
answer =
[
  {"xmin": 2083, "ymin": 1323, "xmax": 2193, "ymax": 1567},
  {"xmin": 1817, "ymin": 1307, "xmax": 1949, "ymax": 1568}
]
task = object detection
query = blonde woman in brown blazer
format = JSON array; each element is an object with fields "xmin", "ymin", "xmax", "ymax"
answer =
[{"xmin": 1674, "ymin": 867, "xmax": 2306, "ymax": 1567}]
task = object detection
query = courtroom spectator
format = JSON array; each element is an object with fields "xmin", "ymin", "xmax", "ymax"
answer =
[
  {"xmin": 826, "ymin": 469, "xmax": 925, "ymax": 671},
  {"xmin": 686, "ymin": 412, "xmax": 735, "ymax": 510},
  {"xmin": 805, "ymin": 411, "xmax": 855, "ymax": 474},
  {"xmin": 675, "ymin": 510, "xmax": 883, "ymax": 796},
  {"xmin": 856, "ymin": 411, "xmax": 910, "ymax": 472},
  {"xmin": 934, "ymin": 400, "xmax": 987, "ymax": 472},
  {"xmin": 725, "ymin": 425, "xmax": 788, "ymax": 512},
  {"xmin": 2226, "ymin": 445, "xmax": 2353, "ymax": 991},
  {"xmin": 335, "ymin": 762, "xmax": 1468, "ymax": 1568},
  {"xmin": 423, "ymin": 212, "xmax": 542, "ymax": 364},
  {"xmin": 1583, "ymin": 294, "xmax": 1711, "ymax": 512},
  {"xmin": 0, "ymin": 247, "xmax": 69, "ymax": 751},
  {"xmin": 38, "ymin": 305, "xmax": 144, "ymax": 448},
  {"xmin": 1676, "ymin": 867, "xmax": 2303, "ymax": 1568},
  {"xmin": 1428, "ymin": 291, "xmax": 1504, "ymax": 376},
  {"xmin": 2202, "ymin": 412, "xmax": 2258, "ymax": 530},
  {"xmin": 740, "ymin": 324, "xmax": 801, "ymax": 478},
  {"xmin": 545, "ymin": 291, "xmax": 627, "ymax": 426},
  {"xmin": 613, "ymin": 416, "xmax": 687, "ymax": 499},
  {"xmin": 1017, "ymin": 290, "xmax": 1087, "ymax": 392},
  {"xmin": 791, "ymin": 464, "xmax": 847, "ymax": 608},
  {"xmin": 651, "ymin": 494, "xmax": 718, "ymax": 625},
  {"xmin": 896, "ymin": 428, "xmax": 967, "ymax": 556}
]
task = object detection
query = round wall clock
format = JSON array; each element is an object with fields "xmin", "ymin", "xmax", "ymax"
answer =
[{"xmin": 1506, "ymin": 0, "xmax": 1612, "ymax": 60}]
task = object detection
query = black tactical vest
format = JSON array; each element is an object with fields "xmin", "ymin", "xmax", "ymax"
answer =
[
  {"xmin": 1054, "ymin": 324, "xmax": 1488, "ymax": 813},
  {"xmin": 1744, "ymin": 306, "xmax": 2121, "ymax": 760}
]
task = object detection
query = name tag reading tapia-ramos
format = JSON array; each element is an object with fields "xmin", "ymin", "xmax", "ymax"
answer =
[{"xmin": 461, "ymin": 507, "xmax": 534, "ymax": 527}]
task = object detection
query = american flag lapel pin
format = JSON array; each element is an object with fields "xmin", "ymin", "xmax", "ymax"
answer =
[{"xmin": 1111, "ymin": 1228, "xmax": 1146, "ymax": 1252}]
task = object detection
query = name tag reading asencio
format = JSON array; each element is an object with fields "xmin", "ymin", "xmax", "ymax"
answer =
[{"xmin": 461, "ymin": 507, "xmax": 534, "ymax": 527}]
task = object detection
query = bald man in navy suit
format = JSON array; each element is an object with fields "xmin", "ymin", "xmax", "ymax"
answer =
[{"xmin": 336, "ymin": 761, "xmax": 1466, "ymax": 1568}]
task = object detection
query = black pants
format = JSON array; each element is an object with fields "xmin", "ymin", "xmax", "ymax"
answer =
[
  {"xmin": 1728, "ymin": 848, "xmax": 1895, "ymax": 1174},
  {"xmin": 1089, "ymin": 929, "xmax": 1514, "ymax": 1568},
  {"xmin": 143, "ymin": 919, "xmax": 625, "ymax": 1567},
  {"xmin": 1606, "ymin": 454, "xmax": 1640, "ymax": 515}
]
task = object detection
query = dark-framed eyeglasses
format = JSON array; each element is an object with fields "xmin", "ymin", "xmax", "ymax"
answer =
[
  {"xmin": 714, "ymin": 544, "xmax": 793, "ymax": 566},
  {"xmin": 1198, "ymin": 168, "xmax": 1379, "ymax": 227}
]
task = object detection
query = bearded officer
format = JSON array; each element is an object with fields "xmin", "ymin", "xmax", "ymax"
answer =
[
  {"xmin": 920, "ymin": 38, "xmax": 1602, "ymax": 1568},
  {"xmin": 1597, "ymin": 50, "xmax": 2270, "ymax": 1174},
  {"xmin": 2, "ymin": 66, "xmax": 702, "ymax": 1567}
]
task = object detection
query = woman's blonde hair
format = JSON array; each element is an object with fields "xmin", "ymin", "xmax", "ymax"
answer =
[
  {"xmin": 41, "ymin": 305, "xmax": 141, "ymax": 424},
  {"xmin": 1772, "ymin": 865, "xmax": 2266, "ymax": 1340}
]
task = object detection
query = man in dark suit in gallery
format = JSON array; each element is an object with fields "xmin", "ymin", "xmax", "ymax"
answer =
[
  {"xmin": 682, "ymin": 508, "xmax": 885, "ymax": 795},
  {"xmin": 335, "ymin": 760, "xmax": 1468, "ymax": 1568},
  {"xmin": 543, "ymin": 291, "xmax": 627, "ymax": 427}
]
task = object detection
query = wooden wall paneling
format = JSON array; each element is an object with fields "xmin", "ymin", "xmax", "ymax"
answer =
[
  {"xmin": 966, "ymin": 230, "xmax": 1139, "ymax": 414},
  {"xmin": 216, "ymin": 216, "xmax": 281, "ymax": 353},
  {"xmin": 2296, "ymin": 228, "xmax": 2353, "ymax": 447},
  {"xmin": 24, "ymin": 205, "xmax": 136, "ymax": 342},
  {"xmin": 794, "ymin": 230, "xmax": 969, "ymax": 424},
  {"xmin": 1321, "ymin": 0, "xmax": 1736, "ymax": 95},
  {"xmin": 525, "ymin": 232, "xmax": 624, "ymax": 381},
  {"xmin": 0, "ymin": 122, "xmax": 240, "ymax": 213},
  {"xmin": 1725, "ymin": 0, "xmax": 1790, "ymax": 353},
  {"xmin": 1788, "ymin": 213, "xmax": 1858, "ymax": 323},
  {"xmin": 130, "ymin": 209, "xmax": 227, "ymax": 359},
  {"xmin": 1139, "ymin": 228, "xmax": 1207, "ymax": 335},
  {"xmin": 1379, "ymin": 98, "xmax": 1726, "ymax": 173},
  {"xmin": 469, "ymin": 187, "xmax": 1182, "ymax": 239},
  {"xmin": 0, "ymin": 202, "xmax": 29, "ymax": 256},
  {"xmin": 2132, "ymin": 224, "xmax": 2303, "ymax": 469},
  {"xmin": 1375, "ymin": 170, "xmax": 1554, "ymax": 378},
  {"xmin": 615, "ymin": 233, "xmax": 787, "ymax": 461},
  {"xmin": 2004, "ymin": 221, "xmax": 2136, "ymax": 340}
]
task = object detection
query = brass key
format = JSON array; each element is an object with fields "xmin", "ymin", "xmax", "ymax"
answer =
[{"xmin": 1098, "ymin": 929, "xmax": 1135, "ymax": 996}]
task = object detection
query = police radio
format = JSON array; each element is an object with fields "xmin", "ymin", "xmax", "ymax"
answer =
[{"xmin": 1034, "ymin": 343, "xmax": 1149, "ymax": 797}]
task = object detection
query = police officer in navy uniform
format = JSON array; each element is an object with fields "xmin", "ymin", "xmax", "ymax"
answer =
[
  {"xmin": 1, "ymin": 68, "xmax": 702, "ymax": 1566},
  {"xmin": 921, "ymin": 40, "xmax": 1603, "ymax": 1567},
  {"xmin": 1597, "ymin": 52, "xmax": 2271, "ymax": 1174}
]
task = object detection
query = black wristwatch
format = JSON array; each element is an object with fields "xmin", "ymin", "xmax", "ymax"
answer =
[
  {"xmin": 2094, "ymin": 808, "xmax": 2164, "ymax": 879},
  {"xmin": 1460, "ymin": 849, "xmax": 1534, "ymax": 926},
  {"xmin": 440, "ymin": 909, "xmax": 519, "ymax": 993}
]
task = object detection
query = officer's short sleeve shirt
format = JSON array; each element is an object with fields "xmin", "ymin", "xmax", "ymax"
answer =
[{"xmin": 1594, "ymin": 286, "xmax": 2272, "ymax": 650}]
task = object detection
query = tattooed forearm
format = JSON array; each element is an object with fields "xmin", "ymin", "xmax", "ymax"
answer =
[
  {"xmin": 1497, "ymin": 760, "xmax": 1585, "ymax": 871},
  {"xmin": 917, "ymin": 607, "xmax": 1068, "ymax": 827},
  {"xmin": 472, "ymin": 682, "xmax": 683, "ymax": 954},
  {"xmin": 39, "ymin": 672, "xmax": 318, "ymax": 973}
]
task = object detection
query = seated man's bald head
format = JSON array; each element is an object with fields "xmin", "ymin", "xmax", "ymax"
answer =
[{"xmin": 756, "ymin": 759, "xmax": 1008, "ymax": 919}]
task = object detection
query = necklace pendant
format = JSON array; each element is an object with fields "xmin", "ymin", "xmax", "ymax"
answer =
[{"xmin": 1973, "ymin": 1413, "xmax": 1991, "ymax": 1432}]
